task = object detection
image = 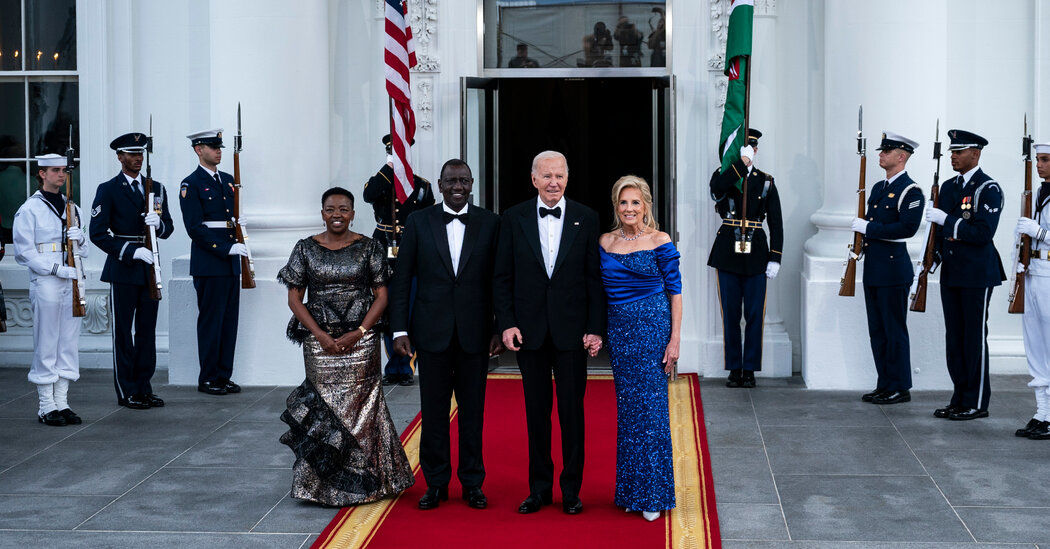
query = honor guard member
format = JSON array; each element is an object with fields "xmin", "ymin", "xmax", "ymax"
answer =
[
  {"xmin": 851, "ymin": 132, "xmax": 924, "ymax": 405},
  {"xmin": 1013, "ymin": 141, "xmax": 1050, "ymax": 439},
  {"xmin": 708, "ymin": 129, "xmax": 784, "ymax": 388},
  {"xmin": 179, "ymin": 129, "xmax": 245, "ymax": 396},
  {"xmin": 12, "ymin": 153, "xmax": 89, "ymax": 426},
  {"xmin": 90, "ymin": 133, "xmax": 174, "ymax": 409},
  {"xmin": 363, "ymin": 133, "xmax": 435, "ymax": 386},
  {"xmin": 925, "ymin": 129, "xmax": 1005, "ymax": 420}
]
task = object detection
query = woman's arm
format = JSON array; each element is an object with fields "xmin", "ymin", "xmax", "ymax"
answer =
[
  {"xmin": 334, "ymin": 285, "xmax": 389, "ymax": 350},
  {"xmin": 287, "ymin": 286, "xmax": 340, "ymax": 354},
  {"xmin": 662, "ymin": 293, "xmax": 682, "ymax": 373}
]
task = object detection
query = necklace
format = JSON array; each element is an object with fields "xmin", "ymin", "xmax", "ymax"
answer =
[{"xmin": 620, "ymin": 228, "xmax": 644, "ymax": 241}]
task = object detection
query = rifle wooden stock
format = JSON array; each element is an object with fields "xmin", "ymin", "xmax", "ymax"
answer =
[
  {"xmin": 839, "ymin": 156, "xmax": 866, "ymax": 297},
  {"xmin": 1009, "ymin": 133, "xmax": 1033, "ymax": 314},
  {"xmin": 65, "ymin": 173, "xmax": 86, "ymax": 318},
  {"xmin": 143, "ymin": 177, "xmax": 163, "ymax": 301},
  {"xmin": 909, "ymin": 184, "xmax": 939, "ymax": 313},
  {"xmin": 232, "ymin": 153, "xmax": 256, "ymax": 289}
]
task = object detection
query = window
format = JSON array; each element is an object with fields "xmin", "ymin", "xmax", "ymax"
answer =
[{"xmin": 0, "ymin": 0, "xmax": 79, "ymax": 244}]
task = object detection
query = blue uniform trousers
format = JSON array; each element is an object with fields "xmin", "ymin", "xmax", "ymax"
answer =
[
  {"xmin": 941, "ymin": 285, "xmax": 993, "ymax": 411},
  {"xmin": 192, "ymin": 276, "xmax": 239, "ymax": 385},
  {"xmin": 384, "ymin": 277, "xmax": 416, "ymax": 376},
  {"xmin": 110, "ymin": 283, "xmax": 159, "ymax": 399},
  {"xmin": 863, "ymin": 284, "xmax": 911, "ymax": 392},
  {"xmin": 717, "ymin": 270, "xmax": 766, "ymax": 371}
]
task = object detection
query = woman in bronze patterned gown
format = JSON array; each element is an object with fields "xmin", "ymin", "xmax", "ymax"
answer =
[{"xmin": 277, "ymin": 187, "xmax": 414, "ymax": 506}]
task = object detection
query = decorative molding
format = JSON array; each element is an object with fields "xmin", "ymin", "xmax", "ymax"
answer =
[
  {"xmin": 416, "ymin": 78, "xmax": 434, "ymax": 131},
  {"xmin": 755, "ymin": 0, "xmax": 777, "ymax": 17},
  {"xmin": 408, "ymin": 0, "xmax": 441, "ymax": 73},
  {"xmin": 375, "ymin": 0, "xmax": 385, "ymax": 19},
  {"xmin": 5, "ymin": 297, "xmax": 33, "ymax": 329},
  {"xmin": 83, "ymin": 293, "xmax": 110, "ymax": 335}
]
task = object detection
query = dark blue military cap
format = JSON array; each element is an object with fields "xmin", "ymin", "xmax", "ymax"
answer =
[
  {"xmin": 947, "ymin": 129, "xmax": 988, "ymax": 151},
  {"xmin": 876, "ymin": 131, "xmax": 919, "ymax": 153},
  {"xmin": 747, "ymin": 128, "xmax": 762, "ymax": 146},
  {"xmin": 187, "ymin": 128, "xmax": 224, "ymax": 148},
  {"xmin": 109, "ymin": 132, "xmax": 149, "ymax": 153}
]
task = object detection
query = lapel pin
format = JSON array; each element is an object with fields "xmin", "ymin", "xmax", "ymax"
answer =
[{"xmin": 574, "ymin": 221, "xmax": 580, "ymax": 226}]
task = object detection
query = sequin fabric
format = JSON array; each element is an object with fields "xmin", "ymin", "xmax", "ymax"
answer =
[
  {"xmin": 604, "ymin": 248, "xmax": 676, "ymax": 512},
  {"xmin": 277, "ymin": 236, "xmax": 414, "ymax": 506}
]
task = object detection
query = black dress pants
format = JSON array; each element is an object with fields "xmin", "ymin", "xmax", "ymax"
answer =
[
  {"xmin": 110, "ymin": 282, "xmax": 159, "ymax": 399},
  {"xmin": 863, "ymin": 284, "xmax": 912, "ymax": 392},
  {"xmin": 193, "ymin": 275, "xmax": 239, "ymax": 385},
  {"xmin": 941, "ymin": 285, "xmax": 992, "ymax": 410}
]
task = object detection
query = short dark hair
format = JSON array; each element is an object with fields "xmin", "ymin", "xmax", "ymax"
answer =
[
  {"xmin": 322, "ymin": 186, "xmax": 354, "ymax": 207},
  {"xmin": 439, "ymin": 158, "xmax": 472, "ymax": 180}
]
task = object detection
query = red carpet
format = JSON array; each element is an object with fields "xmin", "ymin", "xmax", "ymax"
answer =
[{"xmin": 313, "ymin": 373, "xmax": 720, "ymax": 549}]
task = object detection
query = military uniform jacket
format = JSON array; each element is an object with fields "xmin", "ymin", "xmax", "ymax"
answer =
[
  {"xmin": 936, "ymin": 168, "xmax": 1006, "ymax": 288},
  {"xmin": 1029, "ymin": 182, "xmax": 1050, "ymax": 277},
  {"xmin": 707, "ymin": 160, "xmax": 784, "ymax": 276},
  {"xmin": 362, "ymin": 164, "xmax": 434, "ymax": 249},
  {"xmin": 861, "ymin": 172, "xmax": 924, "ymax": 287},
  {"xmin": 12, "ymin": 191, "xmax": 88, "ymax": 278},
  {"xmin": 179, "ymin": 166, "xmax": 240, "ymax": 277},
  {"xmin": 90, "ymin": 172, "xmax": 174, "ymax": 285}
]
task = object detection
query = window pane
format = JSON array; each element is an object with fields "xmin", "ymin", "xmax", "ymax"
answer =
[
  {"xmin": 0, "ymin": 81, "xmax": 26, "ymax": 156},
  {"xmin": 28, "ymin": 79, "xmax": 78, "ymax": 157},
  {"xmin": 0, "ymin": 0, "xmax": 21, "ymax": 70},
  {"xmin": 0, "ymin": 160, "xmax": 27, "ymax": 244},
  {"xmin": 26, "ymin": 0, "xmax": 76, "ymax": 70},
  {"xmin": 483, "ymin": 2, "xmax": 666, "ymax": 69}
]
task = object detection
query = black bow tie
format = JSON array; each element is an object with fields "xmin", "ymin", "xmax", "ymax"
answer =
[
  {"xmin": 443, "ymin": 211, "xmax": 469, "ymax": 224},
  {"xmin": 539, "ymin": 206, "xmax": 561, "ymax": 219}
]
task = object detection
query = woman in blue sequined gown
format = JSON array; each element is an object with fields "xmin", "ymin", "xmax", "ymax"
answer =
[{"xmin": 599, "ymin": 175, "xmax": 683, "ymax": 522}]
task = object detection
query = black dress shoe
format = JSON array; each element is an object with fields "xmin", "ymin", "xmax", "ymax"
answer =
[
  {"xmin": 518, "ymin": 493, "xmax": 552, "ymax": 514},
  {"xmin": 726, "ymin": 369, "xmax": 743, "ymax": 388},
  {"xmin": 382, "ymin": 374, "xmax": 398, "ymax": 386},
  {"xmin": 119, "ymin": 394, "xmax": 151, "ymax": 409},
  {"xmin": 861, "ymin": 388, "xmax": 887, "ymax": 402},
  {"xmin": 220, "ymin": 380, "xmax": 241, "ymax": 393},
  {"xmin": 398, "ymin": 373, "xmax": 414, "ymax": 387},
  {"xmin": 934, "ymin": 405, "xmax": 962, "ymax": 419},
  {"xmin": 948, "ymin": 408, "xmax": 989, "ymax": 421},
  {"xmin": 38, "ymin": 410, "xmax": 66, "ymax": 426},
  {"xmin": 1028, "ymin": 421, "xmax": 1050, "ymax": 440},
  {"xmin": 418, "ymin": 486, "xmax": 448, "ymax": 510},
  {"xmin": 741, "ymin": 370, "xmax": 756, "ymax": 388},
  {"xmin": 197, "ymin": 381, "xmax": 227, "ymax": 395},
  {"xmin": 562, "ymin": 496, "xmax": 583, "ymax": 515},
  {"xmin": 872, "ymin": 390, "xmax": 911, "ymax": 405},
  {"xmin": 58, "ymin": 408, "xmax": 82, "ymax": 425},
  {"xmin": 144, "ymin": 393, "xmax": 165, "ymax": 407},
  {"xmin": 1015, "ymin": 418, "xmax": 1042, "ymax": 437},
  {"xmin": 462, "ymin": 486, "xmax": 487, "ymax": 509}
]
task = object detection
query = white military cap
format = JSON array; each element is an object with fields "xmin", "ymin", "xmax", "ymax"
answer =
[
  {"xmin": 1034, "ymin": 142, "xmax": 1050, "ymax": 155},
  {"xmin": 186, "ymin": 128, "xmax": 224, "ymax": 147},
  {"xmin": 875, "ymin": 131, "xmax": 919, "ymax": 153},
  {"xmin": 33, "ymin": 154, "xmax": 65, "ymax": 167}
]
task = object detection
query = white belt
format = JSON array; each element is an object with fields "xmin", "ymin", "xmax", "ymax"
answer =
[
  {"xmin": 36, "ymin": 242, "xmax": 63, "ymax": 252},
  {"xmin": 203, "ymin": 221, "xmax": 234, "ymax": 229}
]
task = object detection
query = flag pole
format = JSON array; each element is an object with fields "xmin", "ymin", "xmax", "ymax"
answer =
[
  {"xmin": 743, "ymin": 54, "xmax": 751, "ymax": 142},
  {"xmin": 388, "ymin": 97, "xmax": 399, "ymax": 258}
]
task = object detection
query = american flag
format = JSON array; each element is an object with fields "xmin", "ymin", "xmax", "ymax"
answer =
[{"xmin": 385, "ymin": 0, "xmax": 418, "ymax": 204}]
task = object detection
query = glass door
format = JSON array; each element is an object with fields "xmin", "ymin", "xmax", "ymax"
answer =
[{"xmin": 460, "ymin": 77, "xmax": 498, "ymax": 211}]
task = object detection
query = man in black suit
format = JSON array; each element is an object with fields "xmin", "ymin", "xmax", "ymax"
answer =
[
  {"xmin": 493, "ymin": 150, "xmax": 605, "ymax": 516},
  {"xmin": 389, "ymin": 159, "xmax": 502, "ymax": 511}
]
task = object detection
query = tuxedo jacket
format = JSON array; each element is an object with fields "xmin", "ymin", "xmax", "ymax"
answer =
[
  {"xmin": 935, "ymin": 168, "xmax": 1005, "ymax": 288},
  {"xmin": 90, "ymin": 172, "xmax": 174, "ymax": 285},
  {"xmin": 179, "ymin": 165, "xmax": 240, "ymax": 277},
  {"xmin": 861, "ymin": 172, "xmax": 924, "ymax": 287},
  {"xmin": 493, "ymin": 198, "xmax": 605, "ymax": 351},
  {"xmin": 389, "ymin": 204, "xmax": 501, "ymax": 354},
  {"xmin": 707, "ymin": 160, "xmax": 784, "ymax": 276}
]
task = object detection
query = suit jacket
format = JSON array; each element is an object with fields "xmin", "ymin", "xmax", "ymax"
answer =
[
  {"xmin": 936, "ymin": 168, "xmax": 1006, "ymax": 288},
  {"xmin": 90, "ymin": 172, "xmax": 175, "ymax": 285},
  {"xmin": 179, "ymin": 165, "xmax": 240, "ymax": 277},
  {"xmin": 861, "ymin": 172, "xmax": 924, "ymax": 287},
  {"xmin": 707, "ymin": 160, "xmax": 784, "ymax": 276},
  {"xmin": 389, "ymin": 204, "xmax": 500, "ymax": 354},
  {"xmin": 493, "ymin": 198, "xmax": 605, "ymax": 351}
]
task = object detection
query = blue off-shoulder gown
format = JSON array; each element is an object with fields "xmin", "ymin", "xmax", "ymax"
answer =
[{"xmin": 600, "ymin": 241, "xmax": 682, "ymax": 513}]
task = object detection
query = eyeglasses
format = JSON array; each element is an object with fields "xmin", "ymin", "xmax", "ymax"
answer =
[{"xmin": 441, "ymin": 177, "xmax": 474, "ymax": 184}]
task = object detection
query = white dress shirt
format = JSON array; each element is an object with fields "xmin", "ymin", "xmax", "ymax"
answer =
[
  {"xmin": 123, "ymin": 173, "xmax": 142, "ymax": 195},
  {"xmin": 537, "ymin": 196, "xmax": 566, "ymax": 278},
  {"xmin": 444, "ymin": 203, "xmax": 467, "ymax": 276}
]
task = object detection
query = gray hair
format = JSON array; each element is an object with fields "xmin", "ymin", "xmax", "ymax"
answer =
[{"xmin": 531, "ymin": 150, "xmax": 568, "ymax": 174}]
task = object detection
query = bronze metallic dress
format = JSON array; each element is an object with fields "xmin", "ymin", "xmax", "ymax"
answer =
[{"xmin": 277, "ymin": 236, "xmax": 414, "ymax": 506}]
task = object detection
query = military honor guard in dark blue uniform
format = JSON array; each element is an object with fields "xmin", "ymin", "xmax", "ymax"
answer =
[
  {"xmin": 89, "ymin": 132, "xmax": 174, "ymax": 409},
  {"xmin": 179, "ymin": 129, "xmax": 245, "ymax": 395},
  {"xmin": 925, "ymin": 129, "xmax": 1005, "ymax": 420},
  {"xmin": 851, "ymin": 132, "xmax": 924, "ymax": 405},
  {"xmin": 708, "ymin": 129, "xmax": 784, "ymax": 388},
  {"xmin": 362, "ymin": 134, "xmax": 434, "ymax": 386},
  {"xmin": 1014, "ymin": 141, "xmax": 1050, "ymax": 439}
]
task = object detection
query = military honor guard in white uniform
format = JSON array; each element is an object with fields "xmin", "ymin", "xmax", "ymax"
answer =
[
  {"xmin": 925, "ymin": 129, "xmax": 1005, "ymax": 420},
  {"xmin": 179, "ymin": 129, "xmax": 245, "ymax": 396},
  {"xmin": 1014, "ymin": 141, "xmax": 1050, "ymax": 439},
  {"xmin": 89, "ymin": 133, "xmax": 174, "ymax": 409},
  {"xmin": 12, "ymin": 154, "xmax": 89, "ymax": 426},
  {"xmin": 852, "ymin": 132, "xmax": 924, "ymax": 405}
]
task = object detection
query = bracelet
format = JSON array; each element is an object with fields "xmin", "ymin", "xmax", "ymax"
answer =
[{"xmin": 358, "ymin": 326, "xmax": 368, "ymax": 334}]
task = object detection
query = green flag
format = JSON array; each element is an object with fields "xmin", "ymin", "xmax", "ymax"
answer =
[{"xmin": 718, "ymin": 0, "xmax": 754, "ymax": 190}]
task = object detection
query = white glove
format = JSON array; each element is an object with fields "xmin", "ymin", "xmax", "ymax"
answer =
[
  {"xmin": 851, "ymin": 218, "xmax": 868, "ymax": 235},
  {"xmin": 56, "ymin": 265, "xmax": 77, "ymax": 279},
  {"xmin": 133, "ymin": 247, "xmax": 154, "ymax": 264},
  {"xmin": 237, "ymin": 217, "xmax": 247, "ymax": 228},
  {"xmin": 1017, "ymin": 217, "xmax": 1040, "ymax": 238},
  {"xmin": 144, "ymin": 211, "xmax": 161, "ymax": 229},
  {"xmin": 386, "ymin": 154, "xmax": 395, "ymax": 164},
  {"xmin": 765, "ymin": 261, "xmax": 780, "ymax": 279},
  {"xmin": 228, "ymin": 243, "xmax": 248, "ymax": 257},
  {"xmin": 740, "ymin": 145, "xmax": 755, "ymax": 163},
  {"xmin": 925, "ymin": 204, "xmax": 948, "ymax": 226},
  {"xmin": 1018, "ymin": 262, "xmax": 1028, "ymax": 274},
  {"xmin": 67, "ymin": 227, "xmax": 86, "ymax": 245}
]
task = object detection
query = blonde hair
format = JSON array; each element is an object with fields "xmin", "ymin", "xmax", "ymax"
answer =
[{"xmin": 610, "ymin": 175, "xmax": 658, "ymax": 231}]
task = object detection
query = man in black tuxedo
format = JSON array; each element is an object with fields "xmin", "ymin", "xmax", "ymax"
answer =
[
  {"xmin": 493, "ymin": 150, "xmax": 605, "ymax": 515},
  {"xmin": 390, "ymin": 159, "xmax": 502, "ymax": 511}
]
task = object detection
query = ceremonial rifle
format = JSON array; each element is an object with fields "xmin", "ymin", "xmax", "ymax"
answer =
[
  {"xmin": 232, "ymin": 103, "xmax": 256, "ymax": 289},
  {"xmin": 839, "ymin": 106, "xmax": 865, "ymax": 297},
  {"xmin": 64, "ymin": 125, "xmax": 87, "ymax": 317},
  {"xmin": 1008, "ymin": 115, "xmax": 1033, "ymax": 314},
  {"xmin": 909, "ymin": 120, "xmax": 942, "ymax": 312},
  {"xmin": 143, "ymin": 115, "xmax": 163, "ymax": 301}
]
